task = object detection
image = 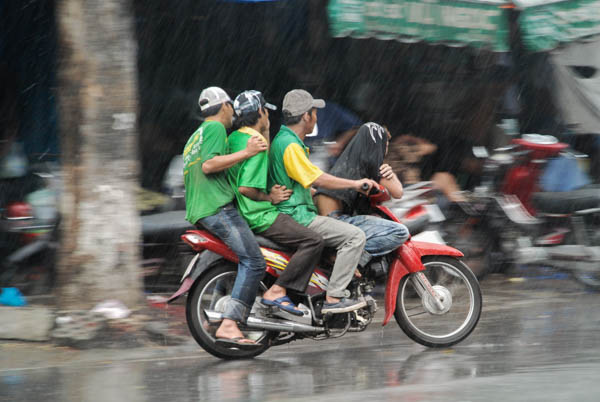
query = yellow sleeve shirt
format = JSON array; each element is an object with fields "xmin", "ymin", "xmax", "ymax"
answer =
[{"xmin": 282, "ymin": 143, "xmax": 323, "ymax": 188}]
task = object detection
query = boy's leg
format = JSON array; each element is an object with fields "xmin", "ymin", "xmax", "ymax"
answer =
[
  {"xmin": 259, "ymin": 213, "xmax": 324, "ymax": 293},
  {"xmin": 307, "ymin": 216, "xmax": 365, "ymax": 299},
  {"xmin": 198, "ymin": 204, "xmax": 266, "ymax": 340},
  {"xmin": 338, "ymin": 215, "xmax": 409, "ymax": 266}
]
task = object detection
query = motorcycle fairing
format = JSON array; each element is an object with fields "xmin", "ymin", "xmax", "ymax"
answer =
[
  {"xmin": 261, "ymin": 247, "xmax": 329, "ymax": 293},
  {"xmin": 382, "ymin": 241, "xmax": 464, "ymax": 326}
]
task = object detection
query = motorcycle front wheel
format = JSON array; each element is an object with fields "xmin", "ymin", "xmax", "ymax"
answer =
[
  {"xmin": 571, "ymin": 264, "xmax": 600, "ymax": 290},
  {"xmin": 394, "ymin": 256, "xmax": 482, "ymax": 348},
  {"xmin": 186, "ymin": 262, "xmax": 275, "ymax": 359}
]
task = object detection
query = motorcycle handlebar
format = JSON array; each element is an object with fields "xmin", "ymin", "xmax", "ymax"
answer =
[{"xmin": 361, "ymin": 182, "xmax": 380, "ymax": 195}]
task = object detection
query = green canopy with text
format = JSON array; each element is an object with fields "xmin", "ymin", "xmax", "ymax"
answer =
[{"xmin": 327, "ymin": 0, "xmax": 600, "ymax": 52}]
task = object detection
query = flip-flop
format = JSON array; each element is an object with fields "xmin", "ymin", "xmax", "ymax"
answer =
[
  {"xmin": 260, "ymin": 296, "xmax": 304, "ymax": 316},
  {"xmin": 215, "ymin": 337, "xmax": 262, "ymax": 351}
]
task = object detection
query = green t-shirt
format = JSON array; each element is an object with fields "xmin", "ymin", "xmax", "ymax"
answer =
[
  {"xmin": 268, "ymin": 125, "xmax": 319, "ymax": 227},
  {"xmin": 183, "ymin": 120, "xmax": 235, "ymax": 224},
  {"xmin": 227, "ymin": 128, "xmax": 279, "ymax": 233}
]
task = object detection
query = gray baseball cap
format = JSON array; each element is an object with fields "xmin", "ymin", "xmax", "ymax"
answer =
[{"xmin": 282, "ymin": 89, "xmax": 325, "ymax": 117}]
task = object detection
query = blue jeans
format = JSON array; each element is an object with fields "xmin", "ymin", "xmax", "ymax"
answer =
[
  {"xmin": 332, "ymin": 214, "xmax": 409, "ymax": 266},
  {"xmin": 198, "ymin": 204, "xmax": 266, "ymax": 323}
]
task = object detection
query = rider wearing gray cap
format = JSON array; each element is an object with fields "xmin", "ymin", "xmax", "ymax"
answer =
[{"xmin": 269, "ymin": 89, "xmax": 378, "ymax": 314}]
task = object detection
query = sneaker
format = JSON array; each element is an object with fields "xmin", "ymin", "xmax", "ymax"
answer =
[{"xmin": 321, "ymin": 297, "xmax": 367, "ymax": 314}]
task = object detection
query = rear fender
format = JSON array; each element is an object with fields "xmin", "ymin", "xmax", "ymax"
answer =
[
  {"xmin": 181, "ymin": 230, "xmax": 239, "ymax": 263},
  {"xmin": 382, "ymin": 241, "xmax": 464, "ymax": 326},
  {"xmin": 166, "ymin": 250, "xmax": 225, "ymax": 303}
]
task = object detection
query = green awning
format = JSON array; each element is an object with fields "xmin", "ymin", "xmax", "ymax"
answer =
[
  {"xmin": 327, "ymin": 0, "xmax": 600, "ymax": 52},
  {"xmin": 515, "ymin": 0, "xmax": 600, "ymax": 52},
  {"xmin": 327, "ymin": 0, "xmax": 511, "ymax": 51}
]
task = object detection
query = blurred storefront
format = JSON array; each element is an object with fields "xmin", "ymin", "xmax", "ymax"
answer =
[
  {"xmin": 325, "ymin": 0, "xmax": 600, "ymax": 136},
  {"xmin": 2, "ymin": 0, "xmax": 599, "ymax": 189}
]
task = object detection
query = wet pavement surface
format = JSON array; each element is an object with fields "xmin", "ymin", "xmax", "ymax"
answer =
[{"xmin": 2, "ymin": 272, "xmax": 600, "ymax": 401}]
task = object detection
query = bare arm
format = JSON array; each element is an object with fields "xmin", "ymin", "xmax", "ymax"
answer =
[
  {"xmin": 239, "ymin": 184, "xmax": 292, "ymax": 204},
  {"xmin": 395, "ymin": 134, "xmax": 437, "ymax": 156},
  {"xmin": 239, "ymin": 186, "xmax": 270, "ymax": 202},
  {"xmin": 312, "ymin": 173, "xmax": 377, "ymax": 194},
  {"xmin": 379, "ymin": 164, "xmax": 403, "ymax": 198},
  {"xmin": 202, "ymin": 136, "xmax": 267, "ymax": 174}
]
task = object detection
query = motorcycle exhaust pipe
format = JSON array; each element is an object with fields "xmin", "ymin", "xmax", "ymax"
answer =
[{"xmin": 204, "ymin": 310, "xmax": 325, "ymax": 333}]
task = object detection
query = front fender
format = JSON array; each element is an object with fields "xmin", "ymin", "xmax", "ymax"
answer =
[
  {"xmin": 383, "ymin": 243, "xmax": 421, "ymax": 326},
  {"xmin": 166, "ymin": 250, "xmax": 224, "ymax": 303},
  {"xmin": 409, "ymin": 241, "xmax": 464, "ymax": 258},
  {"xmin": 382, "ymin": 241, "xmax": 464, "ymax": 326}
]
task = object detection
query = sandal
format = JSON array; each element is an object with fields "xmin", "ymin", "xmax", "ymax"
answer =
[
  {"xmin": 215, "ymin": 337, "xmax": 261, "ymax": 350},
  {"xmin": 260, "ymin": 296, "xmax": 304, "ymax": 316}
]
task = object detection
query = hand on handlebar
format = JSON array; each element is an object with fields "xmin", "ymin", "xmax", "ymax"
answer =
[{"xmin": 355, "ymin": 178, "xmax": 379, "ymax": 195}]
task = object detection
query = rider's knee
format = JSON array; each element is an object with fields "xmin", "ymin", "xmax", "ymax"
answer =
[
  {"xmin": 393, "ymin": 223, "xmax": 410, "ymax": 243},
  {"xmin": 348, "ymin": 226, "xmax": 366, "ymax": 249},
  {"xmin": 309, "ymin": 233, "xmax": 325, "ymax": 253},
  {"xmin": 243, "ymin": 254, "xmax": 266, "ymax": 271}
]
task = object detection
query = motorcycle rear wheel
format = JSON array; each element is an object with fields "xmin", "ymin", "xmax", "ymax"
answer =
[
  {"xmin": 186, "ymin": 262, "xmax": 275, "ymax": 359},
  {"xmin": 394, "ymin": 256, "xmax": 482, "ymax": 348}
]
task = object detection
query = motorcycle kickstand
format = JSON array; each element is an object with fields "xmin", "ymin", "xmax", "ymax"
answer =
[{"xmin": 410, "ymin": 272, "xmax": 446, "ymax": 311}]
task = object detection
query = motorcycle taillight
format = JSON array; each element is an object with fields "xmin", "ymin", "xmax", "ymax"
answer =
[
  {"xmin": 5, "ymin": 202, "xmax": 33, "ymax": 220},
  {"xmin": 182, "ymin": 233, "xmax": 208, "ymax": 246}
]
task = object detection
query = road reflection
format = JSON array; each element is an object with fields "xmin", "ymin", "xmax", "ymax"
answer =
[{"xmin": 2, "ymin": 279, "xmax": 600, "ymax": 401}]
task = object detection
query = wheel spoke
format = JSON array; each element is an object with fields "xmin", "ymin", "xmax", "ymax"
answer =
[{"xmin": 408, "ymin": 310, "xmax": 428, "ymax": 318}]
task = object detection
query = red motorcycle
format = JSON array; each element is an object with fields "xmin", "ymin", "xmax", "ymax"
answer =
[
  {"xmin": 445, "ymin": 134, "xmax": 600, "ymax": 287},
  {"xmin": 167, "ymin": 186, "xmax": 482, "ymax": 359}
]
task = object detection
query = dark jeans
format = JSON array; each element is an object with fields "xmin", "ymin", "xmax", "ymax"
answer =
[
  {"xmin": 197, "ymin": 204, "xmax": 266, "ymax": 323},
  {"xmin": 260, "ymin": 213, "xmax": 324, "ymax": 293}
]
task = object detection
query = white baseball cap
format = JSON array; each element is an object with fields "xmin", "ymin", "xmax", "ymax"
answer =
[{"xmin": 198, "ymin": 86, "xmax": 232, "ymax": 111}]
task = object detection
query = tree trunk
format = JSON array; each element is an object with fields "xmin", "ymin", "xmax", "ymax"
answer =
[{"xmin": 55, "ymin": 0, "xmax": 142, "ymax": 310}]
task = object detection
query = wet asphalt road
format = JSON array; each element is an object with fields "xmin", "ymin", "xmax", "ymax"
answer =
[{"xmin": 2, "ymin": 272, "xmax": 600, "ymax": 402}]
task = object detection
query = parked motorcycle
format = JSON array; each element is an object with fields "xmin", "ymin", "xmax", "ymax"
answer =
[
  {"xmin": 0, "ymin": 165, "xmax": 60, "ymax": 294},
  {"xmin": 167, "ymin": 184, "xmax": 482, "ymax": 359},
  {"xmin": 444, "ymin": 134, "xmax": 600, "ymax": 288},
  {"xmin": 0, "ymin": 164, "xmax": 195, "ymax": 294},
  {"xmin": 141, "ymin": 210, "xmax": 195, "ymax": 292}
]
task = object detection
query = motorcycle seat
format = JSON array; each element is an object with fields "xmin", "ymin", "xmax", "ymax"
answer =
[
  {"xmin": 142, "ymin": 210, "xmax": 195, "ymax": 242},
  {"xmin": 254, "ymin": 235, "xmax": 293, "ymax": 253},
  {"xmin": 403, "ymin": 214, "xmax": 430, "ymax": 236},
  {"xmin": 532, "ymin": 185, "xmax": 600, "ymax": 214}
]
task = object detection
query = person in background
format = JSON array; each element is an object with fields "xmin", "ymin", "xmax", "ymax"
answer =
[
  {"xmin": 385, "ymin": 133, "xmax": 466, "ymax": 203},
  {"xmin": 304, "ymin": 101, "xmax": 362, "ymax": 171}
]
